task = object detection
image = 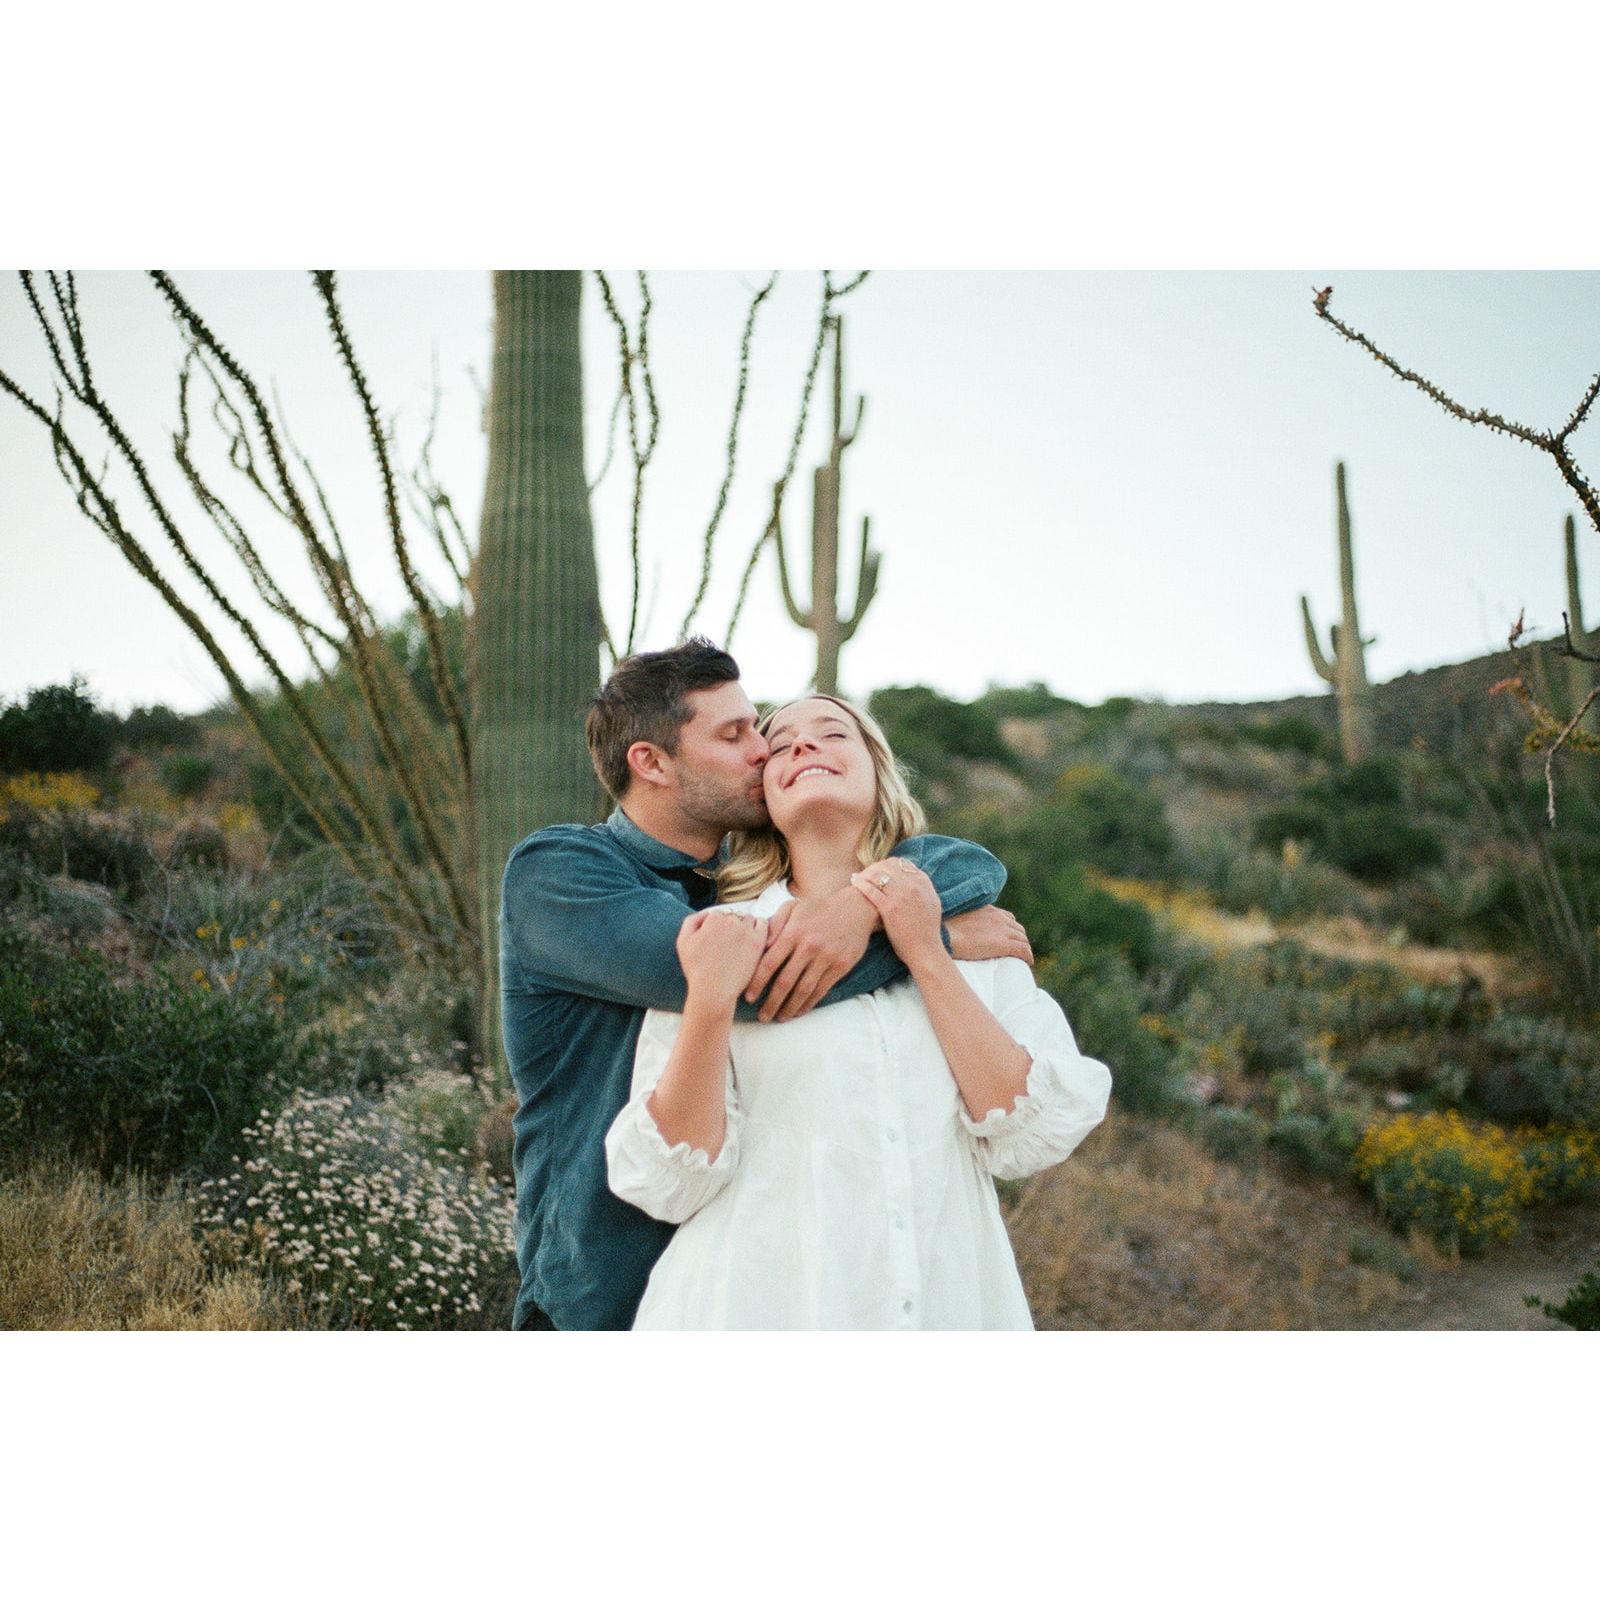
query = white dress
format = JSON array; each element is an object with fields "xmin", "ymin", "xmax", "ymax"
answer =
[{"xmin": 604, "ymin": 880, "xmax": 1113, "ymax": 1330}]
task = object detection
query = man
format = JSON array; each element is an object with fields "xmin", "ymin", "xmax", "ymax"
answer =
[{"xmin": 499, "ymin": 637, "xmax": 1032, "ymax": 1330}]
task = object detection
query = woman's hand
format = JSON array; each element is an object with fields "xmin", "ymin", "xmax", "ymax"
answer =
[
  {"xmin": 849, "ymin": 858, "xmax": 947, "ymax": 974},
  {"xmin": 677, "ymin": 908, "xmax": 767, "ymax": 1013}
]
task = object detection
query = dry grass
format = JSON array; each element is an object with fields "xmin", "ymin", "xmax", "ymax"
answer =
[
  {"xmin": 0, "ymin": 1160, "xmax": 303, "ymax": 1331},
  {"xmin": 1005, "ymin": 1108, "xmax": 1423, "ymax": 1330}
]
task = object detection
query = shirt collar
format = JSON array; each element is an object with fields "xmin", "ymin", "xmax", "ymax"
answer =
[{"xmin": 604, "ymin": 806, "xmax": 723, "ymax": 874}]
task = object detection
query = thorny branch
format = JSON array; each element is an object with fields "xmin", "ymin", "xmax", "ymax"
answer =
[
  {"xmin": 1317, "ymin": 283, "xmax": 1600, "ymax": 823},
  {"xmin": 594, "ymin": 269, "xmax": 661, "ymax": 657},
  {"xmin": 679, "ymin": 272, "xmax": 778, "ymax": 638}
]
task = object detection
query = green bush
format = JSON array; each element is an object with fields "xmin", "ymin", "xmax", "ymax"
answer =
[
  {"xmin": 1268, "ymin": 1112, "xmax": 1349, "ymax": 1178},
  {"xmin": 161, "ymin": 753, "xmax": 217, "ymax": 799},
  {"xmin": 1473, "ymin": 1012, "xmax": 1600, "ymax": 1128},
  {"xmin": 1171, "ymin": 825, "xmax": 1374, "ymax": 922},
  {"xmin": 0, "ymin": 677, "xmax": 118, "ymax": 775},
  {"xmin": 0, "ymin": 807, "xmax": 159, "ymax": 898},
  {"xmin": 0, "ymin": 920, "xmax": 321, "ymax": 1180},
  {"xmin": 119, "ymin": 704, "xmax": 201, "ymax": 750},
  {"xmin": 1253, "ymin": 804, "xmax": 1330, "ymax": 854},
  {"xmin": 1310, "ymin": 757, "xmax": 1405, "ymax": 810},
  {"xmin": 868, "ymin": 685, "xmax": 1018, "ymax": 782},
  {"xmin": 1237, "ymin": 715, "xmax": 1330, "ymax": 760},
  {"xmin": 974, "ymin": 682, "xmax": 1077, "ymax": 721},
  {"xmin": 1524, "ymin": 1269, "xmax": 1600, "ymax": 1330},
  {"xmin": 1321, "ymin": 807, "xmax": 1444, "ymax": 882},
  {"xmin": 1196, "ymin": 1104, "xmax": 1270, "ymax": 1165},
  {"xmin": 1252, "ymin": 757, "xmax": 1442, "ymax": 885},
  {"xmin": 1042, "ymin": 941, "xmax": 1183, "ymax": 1115}
]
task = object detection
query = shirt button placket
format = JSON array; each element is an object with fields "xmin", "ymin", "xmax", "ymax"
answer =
[{"xmin": 872, "ymin": 997, "xmax": 918, "ymax": 1329}]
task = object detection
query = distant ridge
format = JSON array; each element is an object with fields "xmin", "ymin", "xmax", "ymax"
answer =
[{"xmin": 1173, "ymin": 644, "xmax": 1536, "ymax": 753}]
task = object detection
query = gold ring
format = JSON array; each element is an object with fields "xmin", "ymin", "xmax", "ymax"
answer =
[{"xmin": 877, "ymin": 874, "xmax": 891, "ymax": 888}]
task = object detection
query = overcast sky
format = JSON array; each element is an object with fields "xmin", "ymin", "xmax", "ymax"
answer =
[{"xmin": 2, "ymin": 269, "xmax": 1595, "ymax": 716}]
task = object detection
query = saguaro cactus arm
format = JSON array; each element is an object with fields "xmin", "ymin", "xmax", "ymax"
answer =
[
  {"xmin": 1301, "ymin": 594, "xmax": 1336, "ymax": 682},
  {"xmin": 840, "ymin": 514, "xmax": 881, "ymax": 644},
  {"xmin": 770, "ymin": 485, "xmax": 812, "ymax": 629}
]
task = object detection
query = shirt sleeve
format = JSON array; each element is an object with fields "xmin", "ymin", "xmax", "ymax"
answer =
[
  {"xmin": 893, "ymin": 833, "xmax": 1008, "ymax": 919},
  {"xmin": 501, "ymin": 827, "xmax": 759, "ymax": 1016},
  {"xmin": 958, "ymin": 957, "xmax": 1112, "ymax": 1182},
  {"xmin": 604, "ymin": 1006, "xmax": 743, "ymax": 1225}
]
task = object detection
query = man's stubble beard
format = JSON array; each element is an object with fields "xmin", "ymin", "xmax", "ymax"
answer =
[{"xmin": 676, "ymin": 767, "xmax": 770, "ymax": 837}]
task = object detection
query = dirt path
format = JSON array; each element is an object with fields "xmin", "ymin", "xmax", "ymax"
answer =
[{"xmin": 1360, "ymin": 1207, "xmax": 1598, "ymax": 1331}]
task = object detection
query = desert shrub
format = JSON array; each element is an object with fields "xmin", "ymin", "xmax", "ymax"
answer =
[
  {"xmin": 0, "ymin": 677, "xmax": 117, "ymax": 775},
  {"xmin": 1253, "ymin": 803, "xmax": 1330, "ymax": 853},
  {"xmin": 161, "ymin": 752, "xmax": 216, "ymax": 799},
  {"xmin": 868, "ymin": 684, "xmax": 1018, "ymax": 785},
  {"xmin": 1252, "ymin": 757, "xmax": 1443, "ymax": 885},
  {"xmin": 1268, "ymin": 1112, "xmax": 1356, "ymax": 1179},
  {"xmin": 119, "ymin": 703, "xmax": 202, "ymax": 751},
  {"xmin": 1353, "ymin": 1111, "xmax": 1531, "ymax": 1254},
  {"xmin": 1042, "ymin": 942, "xmax": 1184, "ymax": 1114},
  {"xmin": 0, "ymin": 920, "xmax": 322, "ymax": 1180},
  {"xmin": 0, "ymin": 804, "xmax": 159, "ymax": 897},
  {"xmin": 1196, "ymin": 1104, "xmax": 1270, "ymax": 1165},
  {"xmin": 197, "ymin": 1090, "xmax": 516, "ymax": 1331},
  {"xmin": 385, "ymin": 1068, "xmax": 487, "ymax": 1164},
  {"xmin": 1323, "ymin": 809, "xmax": 1445, "ymax": 882},
  {"xmin": 1169, "ymin": 716, "xmax": 1238, "ymax": 747},
  {"xmin": 1525, "ymin": 1268, "xmax": 1600, "ymax": 1330},
  {"xmin": 1474, "ymin": 1012, "xmax": 1600, "ymax": 1128},
  {"xmin": 167, "ymin": 818, "xmax": 229, "ymax": 872},
  {"xmin": 974, "ymin": 682, "xmax": 1077, "ymax": 721},
  {"xmin": 131, "ymin": 853, "xmax": 397, "ymax": 1018},
  {"xmin": 1170, "ymin": 824, "xmax": 1374, "ymax": 923},
  {"xmin": 0, "ymin": 771, "xmax": 101, "ymax": 816},
  {"xmin": 0, "ymin": 1159, "xmax": 300, "ymax": 1330},
  {"xmin": 1515, "ymin": 1125, "xmax": 1600, "ymax": 1205},
  {"xmin": 1047, "ymin": 764, "xmax": 1172, "ymax": 877},
  {"xmin": 1402, "ymin": 860, "xmax": 1523, "ymax": 947},
  {"xmin": 1237, "ymin": 715, "xmax": 1330, "ymax": 760}
]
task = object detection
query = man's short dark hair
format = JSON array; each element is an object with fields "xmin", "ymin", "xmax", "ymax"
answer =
[{"xmin": 585, "ymin": 636, "xmax": 742, "ymax": 802}]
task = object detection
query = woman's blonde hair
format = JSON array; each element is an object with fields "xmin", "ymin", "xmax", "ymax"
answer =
[{"xmin": 716, "ymin": 693, "xmax": 926, "ymax": 904}]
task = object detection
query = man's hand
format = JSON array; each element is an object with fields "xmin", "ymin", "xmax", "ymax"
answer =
[
  {"xmin": 945, "ymin": 904, "xmax": 1034, "ymax": 966},
  {"xmin": 743, "ymin": 888, "xmax": 878, "ymax": 1022}
]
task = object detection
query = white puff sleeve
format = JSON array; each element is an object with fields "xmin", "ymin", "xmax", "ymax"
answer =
[
  {"xmin": 604, "ymin": 1006, "xmax": 743, "ymax": 1225},
  {"xmin": 958, "ymin": 957, "xmax": 1112, "ymax": 1181}
]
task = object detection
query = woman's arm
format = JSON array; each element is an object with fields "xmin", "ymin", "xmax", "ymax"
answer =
[
  {"xmin": 852, "ymin": 859, "xmax": 1031, "ymax": 1119},
  {"xmin": 640, "ymin": 908, "xmax": 765, "ymax": 1159},
  {"xmin": 900, "ymin": 947, "xmax": 1036, "ymax": 1123},
  {"xmin": 604, "ymin": 909, "xmax": 766, "ymax": 1225}
]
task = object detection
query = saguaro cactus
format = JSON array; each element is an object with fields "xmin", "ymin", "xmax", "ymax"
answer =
[
  {"xmin": 471, "ymin": 271, "xmax": 606, "ymax": 1071},
  {"xmin": 1300, "ymin": 459, "xmax": 1376, "ymax": 764},
  {"xmin": 772, "ymin": 313, "xmax": 880, "ymax": 696},
  {"xmin": 1531, "ymin": 512, "xmax": 1600, "ymax": 725}
]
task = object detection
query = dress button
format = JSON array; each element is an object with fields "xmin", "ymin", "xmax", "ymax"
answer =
[
  {"xmin": 885, "ymin": 1129, "xmax": 897, "ymax": 1143},
  {"xmin": 902, "ymin": 1299, "xmax": 913, "ymax": 1314},
  {"xmin": 894, "ymin": 1215, "xmax": 905, "ymax": 1230}
]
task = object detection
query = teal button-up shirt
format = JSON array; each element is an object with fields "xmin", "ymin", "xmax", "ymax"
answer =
[{"xmin": 498, "ymin": 807, "xmax": 1007, "ymax": 1330}]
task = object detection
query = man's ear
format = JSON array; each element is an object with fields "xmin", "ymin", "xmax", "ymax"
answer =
[{"xmin": 626, "ymin": 740, "xmax": 671, "ymax": 790}]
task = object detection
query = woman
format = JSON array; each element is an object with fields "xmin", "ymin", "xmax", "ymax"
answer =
[{"xmin": 604, "ymin": 693, "xmax": 1112, "ymax": 1329}]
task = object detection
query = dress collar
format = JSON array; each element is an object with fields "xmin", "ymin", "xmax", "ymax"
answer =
[{"xmin": 604, "ymin": 806, "xmax": 723, "ymax": 874}]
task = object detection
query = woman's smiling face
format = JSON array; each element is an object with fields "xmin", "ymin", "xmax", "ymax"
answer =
[{"xmin": 761, "ymin": 697, "xmax": 878, "ymax": 834}]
